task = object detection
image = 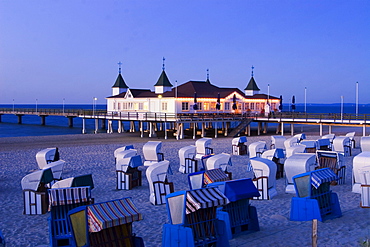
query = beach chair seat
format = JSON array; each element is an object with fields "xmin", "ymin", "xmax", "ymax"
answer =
[
  {"xmin": 36, "ymin": 147, "xmax": 60, "ymax": 169},
  {"xmin": 270, "ymin": 136, "xmax": 286, "ymax": 149},
  {"xmin": 194, "ymin": 138, "xmax": 213, "ymax": 160},
  {"xmin": 352, "ymin": 152, "xmax": 370, "ymax": 193},
  {"xmin": 146, "ymin": 160, "xmax": 174, "ymax": 205},
  {"xmin": 290, "ymin": 168, "xmax": 342, "ymax": 222},
  {"xmin": 188, "ymin": 168, "xmax": 230, "ymax": 190},
  {"xmin": 116, "ymin": 155, "xmax": 143, "ymax": 190},
  {"xmin": 205, "ymin": 153, "xmax": 232, "ymax": 177},
  {"xmin": 207, "ymin": 178, "xmax": 260, "ymax": 238},
  {"xmin": 248, "ymin": 141, "xmax": 267, "ymax": 158},
  {"xmin": 178, "ymin": 145, "xmax": 197, "ymax": 174},
  {"xmin": 284, "ymin": 153, "xmax": 317, "ymax": 194},
  {"xmin": 143, "ymin": 141, "xmax": 164, "ymax": 166},
  {"xmin": 21, "ymin": 168, "xmax": 54, "ymax": 215},
  {"xmin": 316, "ymin": 151, "xmax": 345, "ymax": 185},
  {"xmin": 285, "ymin": 144, "xmax": 306, "ymax": 158},
  {"xmin": 232, "ymin": 136, "xmax": 247, "ymax": 155},
  {"xmin": 68, "ymin": 197, "xmax": 144, "ymax": 247},
  {"xmin": 48, "ymin": 186, "xmax": 92, "ymax": 247},
  {"xmin": 345, "ymin": 132, "xmax": 356, "ymax": 148},
  {"xmin": 51, "ymin": 174, "xmax": 94, "ymax": 190},
  {"xmin": 359, "ymin": 170, "xmax": 370, "ymax": 208},
  {"xmin": 333, "ymin": 136, "xmax": 351, "ymax": 156},
  {"xmin": 249, "ymin": 157, "xmax": 277, "ymax": 200},
  {"xmin": 360, "ymin": 136, "xmax": 370, "ymax": 152},
  {"xmin": 162, "ymin": 187, "xmax": 230, "ymax": 247},
  {"xmin": 261, "ymin": 148, "xmax": 285, "ymax": 179}
]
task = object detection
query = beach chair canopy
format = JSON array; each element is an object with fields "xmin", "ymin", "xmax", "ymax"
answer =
[
  {"xmin": 294, "ymin": 133, "xmax": 306, "ymax": 142},
  {"xmin": 248, "ymin": 141, "xmax": 267, "ymax": 158},
  {"xmin": 332, "ymin": 136, "xmax": 350, "ymax": 152},
  {"xmin": 195, "ymin": 138, "xmax": 212, "ymax": 155},
  {"xmin": 21, "ymin": 168, "xmax": 53, "ymax": 191},
  {"xmin": 43, "ymin": 160, "xmax": 65, "ymax": 180},
  {"xmin": 36, "ymin": 147, "xmax": 59, "ymax": 169},
  {"xmin": 293, "ymin": 168, "xmax": 337, "ymax": 197},
  {"xmin": 261, "ymin": 148, "xmax": 285, "ymax": 160},
  {"xmin": 113, "ymin": 145, "xmax": 135, "ymax": 158},
  {"xmin": 206, "ymin": 153, "xmax": 231, "ymax": 171},
  {"xmin": 143, "ymin": 141, "xmax": 162, "ymax": 161},
  {"xmin": 321, "ymin": 134, "xmax": 335, "ymax": 142},
  {"xmin": 232, "ymin": 136, "xmax": 247, "ymax": 145},
  {"xmin": 286, "ymin": 144, "xmax": 306, "ymax": 158},
  {"xmin": 116, "ymin": 155, "xmax": 142, "ymax": 172},
  {"xmin": 249, "ymin": 157, "xmax": 277, "ymax": 189},
  {"xmin": 51, "ymin": 174, "xmax": 94, "ymax": 189},
  {"xmin": 317, "ymin": 138, "xmax": 331, "ymax": 148},
  {"xmin": 345, "ymin": 132, "xmax": 355, "ymax": 140},
  {"xmin": 284, "ymin": 137, "xmax": 299, "ymax": 149},
  {"xmin": 360, "ymin": 137, "xmax": 370, "ymax": 152},
  {"xmin": 49, "ymin": 186, "xmax": 91, "ymax": 207},
  {"xmin": 115, "ymin": 149, "xmax": 137, "ymax": 161},
  {"xmin": 285, "ymin": 153, "xmax": 316, "ymax": 184},
  {"xmin": 271, "ymin": 136, "xmax": 286, "ymax": 149},
  {"xmin": 146, "ymin": 160, "xmax": 170, "ymax": 191},
  {"xmin": 209, "ymin": 178, "xmax": 260, "ymax": 202},
  {"xmin": 300, "ymin": 140, "xmax": 317, "ymax": 149},
  {"xmin": 166, "ymin": 187, "xmax": 229, "ymax": 225},
  {"xmin": 178, "ymin": 145, "xmax": 196, "ymax": 166}
]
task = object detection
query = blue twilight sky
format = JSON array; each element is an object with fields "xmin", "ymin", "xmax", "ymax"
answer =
[{"xmin": 0, "ymin": 0, "xmax": 369, "ymax": 105}]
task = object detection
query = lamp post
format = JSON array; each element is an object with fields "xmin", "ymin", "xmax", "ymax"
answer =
[
  {"xmin": 341, "ymin": 96, "xmax": 344, "ymax": 121},
  {"xmin": 304, "ymin": 87, "xmax": 307, "ymax": 113},
  {"xmin": 93, "ymin": 97, "xmax": 97, "ymax": 116},
  {"xmin": 356, "ymin": 82, "xmax": 359, "ymax": 116}
]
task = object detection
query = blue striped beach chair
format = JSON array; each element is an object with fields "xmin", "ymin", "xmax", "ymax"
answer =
[{"xmin": 67, "ymin": 197, "xmax": 144, "ymax": 247}]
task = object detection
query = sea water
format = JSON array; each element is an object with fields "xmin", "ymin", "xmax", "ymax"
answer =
[{"xmin": 0, "ymin": 103, "xmax": 369, "ymax": 138}]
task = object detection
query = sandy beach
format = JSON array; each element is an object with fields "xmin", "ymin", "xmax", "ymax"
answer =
[{"xmin": 0, "ymin": 131, "xmax": 369, "ymax": 247}]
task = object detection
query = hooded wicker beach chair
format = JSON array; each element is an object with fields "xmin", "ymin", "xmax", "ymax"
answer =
[
  {"xmin": 146, "ymin": 160, "xmax": 174, "ymax": 205},
  {"xmin": 143, "ymin": 141, "xmax": 164, "ymax": 166},
  {"xmin": 178, "ymin": 145, "xmax": 197, "ymax": 174},
  {"xmin": 332, "ymin": 136, "xmax": 351, "ymax": 156},
  {"xmin": 231, "ymin": 136, "xmax": 247, "ymax": 155},
  {"xmin": 261, "ymin": 148, "xmax": 285, "ymax": 179},
  {"xmin": 249, "ymin": 157, "xmax": 277, "ymax": 200},
  {"xmin": 248, "ymin": 141, "xmax": 267, "ymax": 158},
  {"xmin": 352, "ymin": 152, "xmax": 370, "ymax": 193},
  {"xmin": 316, "ymin": 150, "xmax": 345, "ymax": 185},
  {"xmin": 116, "ymin": 155, "xmax": 143, "ymax": 190},
  {"xmin": 36, "ymin": 147, "xmax": 60, "ymax": 169}
]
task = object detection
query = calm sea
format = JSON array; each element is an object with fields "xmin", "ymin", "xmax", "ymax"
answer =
[{"xmin": 0, "ymin": 103, "xmax": 369, "ymax": 138}]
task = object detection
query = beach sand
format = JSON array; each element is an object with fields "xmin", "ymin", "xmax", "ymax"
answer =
[{"xmin": 0, "ymin": 131, "xmax": 369, "ymax": 247}]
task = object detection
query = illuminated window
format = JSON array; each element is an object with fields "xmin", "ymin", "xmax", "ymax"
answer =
[
  {"xmin": 210, "ymin": 102, "xmax": 216, "ymax": 110},
  {"xmin": 250, "ymin": 103, "xmax": 255, "ymax": 110},
  {"xmin": 139, "ymin": 103, "xmax": 143, "ymax": 110},
  {"xmin": 225, "ymin": 102, "xmax": 230, "ymax": 110},
  {"xmin": 198, "ymin": 102, "xmax": 202, "ymax": 110},
  {"xmin": 162, "ymin": 102, "xmax": 168, "ymax": 111}
]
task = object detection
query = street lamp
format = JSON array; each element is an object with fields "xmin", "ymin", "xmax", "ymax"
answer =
[
  {"xmin": 63, "ymin": 98, "xmax": 65, "ymax": 114},
  {"xmin": 304, "ymin": 87, "xmax": 307, "ymax": 113},
  {"xmin": 341, "ymin": 96, "xmax": 344, "ymax": 121},
  {"xmin": 93, "ymin": 97, "xmax": 98, "ymax": 116}
]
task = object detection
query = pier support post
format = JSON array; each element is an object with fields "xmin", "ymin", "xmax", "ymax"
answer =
[
  {"xmin": 118, "ymin": 121, "xmax": 123, "ymax": 133},
  {"xmin": 215, "ymin": 122, "xmax": 218, "ymax": 138},
  {"xmin": 201, "ymin": 122, "xmax": 205, "ymax": 137},
  {"xmin": 247, "ymin": 124, "xmax": 251, "ymax": 136},
  {"xmin": 193, "ymin": 123, "xmax": 196, "ymax": 139},
  {"xmin": 224, "ymin": 122, "xmax": 228, "ymax": 137},
  {"xmin": 281, "ymin": 122, "xmax": 284, "ymax": 136},
  {"xmin": 107, "ymin": 120, "xmax": 113, "ymax": 133},
  {"xmin": 319, "ymin": 123, "xmax": 323, "ymax": 136},
  {"xmin": 363, "ymin": 124, "xmax": 366, "ymax": 136},
  {"xmin": 82, "ymin": 118, "xmax": 86, "ymax": 134},
  {"xmin": 179, "ymin": 123, "xmax": 184, "ymax": 139},
  {"xmin": 40, "ymin": 115, "xmax": 46, "ymax": 125},
  {"xmin": 263, "ymin": 122, "xmax": 268, "ymax": 134},
  {"xmin": 140, "ymin": 122, "xmax": 144, "ymax": 138},
  {"xmin": 257, "ymin": 122, "xmax": 261, "ymax": 135},
  {"xmin": 164, "ymin": 122, "xmax": 168, "ymax": 139},
  {"xmin": 290, "ymin": 123, "xmax": 294, "ymax": 135},
  {"xmin": 68, "ymin": 117, "xmax": 74, "ymax": 128},
  {"xmin": 94, "ymin": 119, "xmax": 99, "ymax": 134},
  {"xmin": 176, "ymin": 123, "xmax": 179, "ymax": 140},
  {"xmin": 17, "ymin": 114, "xmax": 23, "ymax": 124},
  {"xmin": 328, "ymin": 125, "xmax": 332, "ymax": 134}
]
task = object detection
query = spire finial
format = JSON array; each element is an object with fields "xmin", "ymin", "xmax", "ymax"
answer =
[
  {"xmin": 251, "ymin": 65, "xmax": 254, "ymax": 77},
  {"xmin": 206, "ymin": 68, "xmax": 209, "ymax": 80},
  {"xmin": 118, "ymin": 61, "xmax": 122, "ymax": 74},
  {"xmin": 162, "ymin": 57, "xmax": 165, "ymax": 71}
]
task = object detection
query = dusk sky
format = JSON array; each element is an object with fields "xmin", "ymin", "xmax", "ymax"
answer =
[{"xmin": 1, "ymin": 1, "xmax": 369, "ymax": 105}]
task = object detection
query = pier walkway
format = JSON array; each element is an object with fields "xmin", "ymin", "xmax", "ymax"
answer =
[{"xmin": 1, "ymin": 108, "xmax": 370, "ymax": 138}]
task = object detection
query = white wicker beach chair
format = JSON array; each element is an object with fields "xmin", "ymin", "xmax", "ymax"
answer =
[
  {"xmin": 146, "ymin": 160, "xmax": 174, "ymax": 205},
  {"xmin": 143, "ymin": 141, "xmax": 164, "ymax": 166},
  {"xmin": 249, "ymin": 157, "xmax": 277, "ymax": 200},
  {"xmin": 270, "ymin": 135, "xmax": 286, "ymax": 149},
  {"xmin": 333, "ymin": 136, "xmax": 351, "ymax": 156},
  {"xmin": 360, "ymin": 137, "xmax": 370, "ymax": 152},
  {"xmin": 36, "ymin": 147, "xmax": 60, "ymax": 169},
  {"xmin": 352, "ymin": 152, "xmax": 370, "ymax": 193},
  {"xmin": 178, "ymin": 145, "xmax": 197, "ymax": 173},
  {"xmin": 285, "ymin": 144, "xmax": 306, "ymax": 158},
  {"xmin": 194, "ymin": 138, "xmax": 213, "ymax": 160},
  {"xmin": 248, "ymin": 141, "xmax": 267, "ymax": 158}
]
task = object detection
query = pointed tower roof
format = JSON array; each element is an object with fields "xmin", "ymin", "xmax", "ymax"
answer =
[
  {"xmin": 112, "ymin": 73, "xmax": 128, "ymax": 88},
  {"xmin": 244, "ymin": 77, "xmax": 260, "ymax": 90},
  {"xmin": 154, "ymin": 70, "xmax": 173, "ymax": 87}
]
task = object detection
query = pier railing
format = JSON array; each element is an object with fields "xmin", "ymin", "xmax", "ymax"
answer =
[{"xmin": 1, "ymin": 108, "xmax": 370, "ymax": 124}]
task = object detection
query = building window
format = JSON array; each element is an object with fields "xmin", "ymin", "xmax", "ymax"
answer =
[
  {"xmin": 210, "ymin": 102, "xmax": 216, "ymax": 110},
  {"xmin": 250, "ymin": 103, "xmax": 255, "ymax": 110},
  {"xmin": 198, "ymin": 102, "xmax": 202, "ymax": 111},
  {"xmin": 139, "ymin": 103, "xmax": 144, "ymax": 110},
  {"xmin": 118, "ymin": 103, "xmax": 121, "ymax": 110},
  {"xmin": 182, "ymin": 102, "xmax": 189, "ymax": 111},
  {"xmin": 244, "ymin": 103, "xmax": 249, "ymax": 110},
  {"xmin": 203, "ymin": 103, "xmax": 209, "ymax": 111},
  {"xmin": 256, "ymin": 103, "xmax": 260, "ymax": 110},
  {"xmin": 225, "ymin": 102, "xmax": 230, "ymax": 111},
  {"xmin": 271, "ymin": 103, "xmax": 276, "ymax": 111},
  {"xmin": 162, "ymin": 102, "xmax": 168, "ymax": 111}
]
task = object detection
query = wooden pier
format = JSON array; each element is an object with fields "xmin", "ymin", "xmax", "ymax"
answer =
[{"xmin": 1, "ymin": 108, "xmax": 370, "ymax": 138}]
